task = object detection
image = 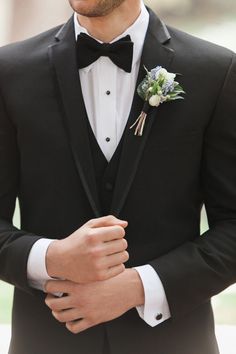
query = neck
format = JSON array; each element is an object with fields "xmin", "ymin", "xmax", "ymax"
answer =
[{"xmin": 77, "ymin": 0, "xmax": 142, "ymax": 43}]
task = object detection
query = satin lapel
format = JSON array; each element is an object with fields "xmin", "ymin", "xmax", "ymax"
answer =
[
  {"xmin": 110, "ymin": 9, "xmax": 175, "ymax": 216},
  {"xmin": 48, "ymin": 17, "xmax": 102, "ymax": 217}
]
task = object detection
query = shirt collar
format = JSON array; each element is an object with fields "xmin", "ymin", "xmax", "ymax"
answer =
[{"xmin": 73, "ymin": 1, "xmax": 149, "ymax": 73}]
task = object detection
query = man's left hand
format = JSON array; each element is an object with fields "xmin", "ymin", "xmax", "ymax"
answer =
[{"xmin": 45, "ymin": 268, "xmax": 144, "ymax": 334}]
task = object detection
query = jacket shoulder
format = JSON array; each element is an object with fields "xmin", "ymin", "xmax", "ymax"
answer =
[
  {"xmin": 168, "ymin": 25, "xmax": 234, "ymax": 61},
  {"xmin": 0, "ymin": 24, "xmax": 63, "ymax": 68}
]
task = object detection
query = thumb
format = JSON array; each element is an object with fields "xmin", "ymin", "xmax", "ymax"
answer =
[{"xmin": 86, "ymin": 215, "xmax": 128, "ymax": 228}]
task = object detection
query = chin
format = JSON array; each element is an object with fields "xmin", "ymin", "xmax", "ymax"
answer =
[
  {"xmin": 68, "ymin": 0, "xmax": 125, "ymax": 17},
  {"xmin": 69, "ymin": 0, "xmax": 94, "ymax": 14}
]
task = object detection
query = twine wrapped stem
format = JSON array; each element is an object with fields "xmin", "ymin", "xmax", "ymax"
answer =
[{"xmin": 130, "ymin": 101, "xmax": 151, "ymax": 136}]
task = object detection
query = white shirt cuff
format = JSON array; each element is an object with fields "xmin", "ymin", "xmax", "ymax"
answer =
[
  {"xmin": 134, "ymin": 264, "xmax": 171, "ymax": 327},
  {"xmin": 27, "ymin": 238, "xmax": 55, "ymax": 291}
]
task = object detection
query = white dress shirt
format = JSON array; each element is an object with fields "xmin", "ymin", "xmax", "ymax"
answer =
[{"xmin": 27, "ymin": 1, "xmax": 171, "ymax": 327}]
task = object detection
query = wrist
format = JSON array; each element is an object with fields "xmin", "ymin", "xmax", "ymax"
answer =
[
  {"xmin": 46, "ymin": 240, "xmax": 63, "ymax": 278},
  {"xmin": 125, "ymin": 268, "xmax": 145, "ymax": 308}
]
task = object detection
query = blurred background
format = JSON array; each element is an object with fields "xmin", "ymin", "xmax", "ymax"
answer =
[{"xmin": 0, "ymin": 0, "xmax": 236, "ymax": 353}]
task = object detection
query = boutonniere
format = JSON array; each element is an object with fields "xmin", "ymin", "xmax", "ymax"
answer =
[{"xmin": 130, "ymin": 66, "xmax": 185, "ymax": 136}]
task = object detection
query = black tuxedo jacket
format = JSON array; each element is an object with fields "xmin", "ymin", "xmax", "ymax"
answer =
[{"xmin": 0, "ymin": 8, "xmax": 236, "ymax": 354}]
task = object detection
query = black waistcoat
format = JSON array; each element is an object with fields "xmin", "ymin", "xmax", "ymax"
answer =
[{"xmin": 86, "ymin": 119, "xmax": 124, "ymax": 215}]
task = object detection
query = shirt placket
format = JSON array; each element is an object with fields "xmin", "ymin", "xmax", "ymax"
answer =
[{"xmin": 97, "ymin": 57, "xmax": 117, "ymax": 162}]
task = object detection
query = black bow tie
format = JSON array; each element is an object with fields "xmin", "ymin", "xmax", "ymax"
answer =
[{"xmin": 76, "ymin": 33, "xmax": 134, "ymax": 73}]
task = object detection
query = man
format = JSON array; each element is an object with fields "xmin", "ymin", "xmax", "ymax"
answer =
[{"xmin": 0, "ymin": 0, "xmax": 236, "ymax": 353}]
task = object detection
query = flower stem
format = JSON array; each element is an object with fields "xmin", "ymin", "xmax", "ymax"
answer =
[{"xmin": 130, "ymin": 111, "xmax": 147, "ymax": 136}]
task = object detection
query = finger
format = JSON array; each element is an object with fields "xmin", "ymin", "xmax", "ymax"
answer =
[
  {"xmin": 105, "ymin": 263, "xmax": 126, "ymax": 279},
  {"xmin": 45, "ymin": 294, "xmax": 72, "ymax": 311},
  {"xmin": 94, "ymin": 225, "xmax": 126, "ymax": 242},
  {"xmin": 86, "ymin": 215, "xmax": 128, "ymax": 228},
  {"xmin": 105, "ymin": 251, "xmax": 129, "ymax": 268},
  {"xmin": 45, "ymin": 280, "xmax": 74, "ymax": 294},
  {"xmin": 52, "ymin": 308, "xmax": 83, "ymax": 323},
  {"xmin": 66, "ymin": 319, "xmax": 93, "ymax": 334},
  {"xmin": 103, "ymin": 238, "xmax": 128, "ymax": 255}
]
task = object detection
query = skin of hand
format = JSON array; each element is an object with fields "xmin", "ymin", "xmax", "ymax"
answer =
[
  {"xmin": 46, "ymin": 215, "xmax": 129, "ymax": 283},
  {"xmin": 45, "ymin": 268, "xmax": 145, "ymax": 334}
]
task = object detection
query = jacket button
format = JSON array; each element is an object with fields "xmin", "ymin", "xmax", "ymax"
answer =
[
  {"xmin": 105, "ymin": 182, "xmax": 113, "ymax": 191},
  {"xmin": 155, "ymin": 313, "xmax": 163, "ymax": 321}
]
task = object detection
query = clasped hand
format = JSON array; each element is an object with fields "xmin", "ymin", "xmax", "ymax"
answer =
[{"xmin": 44, "ymin": 215, "xmax": 144, "ymax": 334}]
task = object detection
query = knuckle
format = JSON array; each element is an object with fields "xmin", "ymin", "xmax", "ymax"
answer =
[
  {"xmin": 57, "ymin": 316, "xmax": 64, "ymax": 323},
  {"xmin": 90, "ymin": 249, "xmax": 101, "ymax": 263},
  {"xmin": 116, "ymin": 264, "xmax": 125, "ymax": 274},
  {"xmin": 122, "ymin": 238, "xmax": 128, "ymax": 249},
  {"xmin": 115, "ymin": 225, "xmax": 125, "ymax": 237},
  {"xmin": 86, "ymin": 228, "xmax": 94, "ymax": 237},
  {"xmin": 45, "ymin": 298, "xmax": 50, "ymax": 307},
  {"xmin": 87, "ymin": 218, "xmax": 96, "ymax": 226},
  {"xmin": 107, "ymin": 214, "xmax": 115, "ymax": 219},
  {"xmin": 106, "ymin": 215, "xmax": 116, "ymax": 222},
  {"xmin": 95, "ymin": 246, "xmax": 103, "ymax": 257},
  {"xmin": 45, "ymin": 297, "xmax": 55, "ymax": 310},
  {"xmin": 68, "ymin": 325, "xmax": 78, "ymax": 334},
  {"xmin": 87, "ymin": 231, "xmax": 97, "ymax": 245},
  {"xmin": 53, "ymin": 311, "xmax": 64, "ymax": 323},
  {"xmin": 123, "ymin": 251, "xmax": 129, "ymax": 262},
  {"xmin": 91, "ymin": 247, "xmax": 102, "ymax": 258},
  {"xmin": 49, "ymin": 302, "xmax": 56, "ymax": 311},
  {"xmin": 120, "ymin": 264, "xmax": 126, "ymax": 271},
  {"xmin": 72, "ymin": 328, "xmax": 79, "ymax": 334}
]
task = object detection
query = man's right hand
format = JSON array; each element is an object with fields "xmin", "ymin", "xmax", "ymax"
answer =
[{"xmin": 46, "ymin": 215, "xmax": 129, "ymax": 283}]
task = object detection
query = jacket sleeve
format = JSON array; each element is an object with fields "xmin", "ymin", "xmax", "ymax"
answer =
[
  {"xmin": 0, "ymin": 91, "xmax": 42, "ymax": 293},
  {"xmin": 149, "ymin": 52, "xmax": 236, "ymax": 319}
]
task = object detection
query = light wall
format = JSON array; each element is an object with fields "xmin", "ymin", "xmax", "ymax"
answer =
[
  {"xmin": 1, "ymin": 1, "xmax": 236, "ymax": 52},
  {"xmin": 0, "ymin": 0, "xmax": 72, "ymax": 46}
]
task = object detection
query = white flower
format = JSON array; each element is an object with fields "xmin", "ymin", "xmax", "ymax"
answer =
[
  {"xmin": 149, "ymin": 95, "xmax": 161, "ymax": 107},
  {"xmin": 166, "ymin": 72, "xmax": 176, "ymax": 81},
  {"xmin": 158, "ymin": 69, "xmax": 176, "ymax": 83},
  {"xmin": 159, "ymin": 68, "xmax": 168, "ymax": 78}
]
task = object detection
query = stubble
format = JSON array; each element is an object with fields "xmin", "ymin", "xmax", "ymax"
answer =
[{"xmin": 69, "ymin": 0, "xmax": 126, "ymax": 17}]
